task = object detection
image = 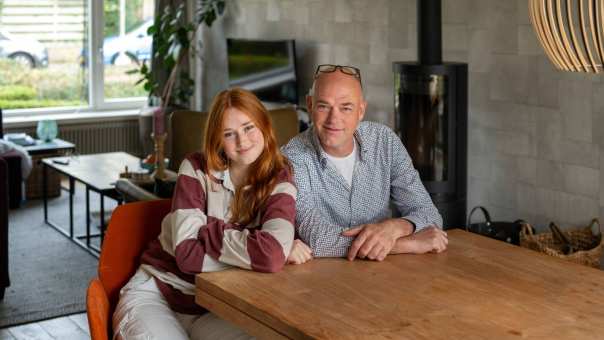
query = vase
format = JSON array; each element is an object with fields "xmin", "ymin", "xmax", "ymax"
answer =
[{"xmin": 36, "ymin": 119, "xmax": 58, "ymax": 142}]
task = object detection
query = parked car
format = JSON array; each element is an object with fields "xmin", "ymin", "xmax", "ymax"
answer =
[
  {"xmin": 0, "ymin": 30, "xmax": 49, "ymax": 68},
  {"xmin": 103, "ymin": 20, "xmax": 152, "ymax": 65},
  {"xmin": 80, "ymin": 20, "xmax": 152, "ymax": 67}
]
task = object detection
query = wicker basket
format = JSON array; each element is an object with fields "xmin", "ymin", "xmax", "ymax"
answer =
[{"xmin": 520, "ymin": 219, "xmax": 603, "ymax": 268}]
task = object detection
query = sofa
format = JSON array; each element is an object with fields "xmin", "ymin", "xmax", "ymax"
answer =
[
  {"xmin": 0, "ymin": 156, "xmax": 10, "ymax": 299},
  {"xmin": 0, "ymin": 151, "xmax": 22, "ymax": 209}
]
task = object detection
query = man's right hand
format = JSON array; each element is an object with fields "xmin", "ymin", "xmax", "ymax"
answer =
[
  {"xmin": 392, "ymin": 226, "xmax": 448, "ymax": 254},
  {"xmin": 287, "ymin": 239, "xmax": 313, "ymax": 265}
]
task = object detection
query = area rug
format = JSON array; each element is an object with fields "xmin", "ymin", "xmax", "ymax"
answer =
[{"xmin": 0, "ymin": 183, "xmax": 117, "ymax": 328}]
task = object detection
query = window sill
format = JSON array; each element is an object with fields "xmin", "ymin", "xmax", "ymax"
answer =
[{"xmin": 4, "ymin": 109, "xmax": 142, "ymax": 129}]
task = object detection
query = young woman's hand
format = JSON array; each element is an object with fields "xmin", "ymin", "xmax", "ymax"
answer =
[{"xmin": 287, "ymin": 239, "xmax": 313, "ymax": 265}]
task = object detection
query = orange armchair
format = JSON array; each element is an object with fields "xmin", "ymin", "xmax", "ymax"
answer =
[{"xmin": 86, "ymin": 199, "xmax": 171, "ymax": 340}]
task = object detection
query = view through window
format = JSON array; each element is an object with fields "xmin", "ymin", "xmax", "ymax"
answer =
[
  {"xmin": 103, "ymin": 0, "xmax": 153, "ymax": 100},
  {"xmin": 0, "ymin": 0, "xmax": 153, "ymax": 113}
]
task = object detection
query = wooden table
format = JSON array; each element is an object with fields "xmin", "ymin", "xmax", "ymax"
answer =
[
  {"xmin": 42, "ymin": 152, "xmax": 142, "ymax": 257},
  {"xmin": 196, "ymin": 229, "xmax": 604, "ymax": 339}
]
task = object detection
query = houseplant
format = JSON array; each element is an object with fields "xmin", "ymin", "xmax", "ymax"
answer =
[
  {"xmin": 129, "ymin": 1, "xmax": 225, "ymax": 176},
  {"xmin": 129, "ymin": 0, "xmax": 226, "ymax": 130}
]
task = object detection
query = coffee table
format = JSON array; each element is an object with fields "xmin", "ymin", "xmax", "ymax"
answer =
[{"xmin": 41, "ymin": 152, "xmax": 142, "ymax": 256}]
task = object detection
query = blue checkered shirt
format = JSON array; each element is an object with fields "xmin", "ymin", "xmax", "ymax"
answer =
[{"xmin": 282, "ymin": 121, "xmax": 443, "ymax": 258}]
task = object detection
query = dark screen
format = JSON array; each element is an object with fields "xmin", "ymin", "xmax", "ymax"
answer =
[{"xmin": 227, "ymin": 39, "xmax": 298, "ymax": 104}]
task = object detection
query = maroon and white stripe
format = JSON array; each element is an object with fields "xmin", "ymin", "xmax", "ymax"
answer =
[{"xmin": 140, "ymin": 152, "xmax": 297, "ymax": 313}]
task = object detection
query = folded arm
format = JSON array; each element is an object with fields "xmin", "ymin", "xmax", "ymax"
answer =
[{"xmin": 167, "ymin": 157, "xmax": 296, "ymax": 274}]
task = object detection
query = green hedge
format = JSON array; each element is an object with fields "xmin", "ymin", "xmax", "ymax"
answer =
[{"xmin": 0, "ymin": 85, "xmax": 36, "ymax": 100}]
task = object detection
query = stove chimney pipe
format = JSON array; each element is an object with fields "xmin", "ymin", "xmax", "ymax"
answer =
[{"xmin": 418, "ymin": 0, "xmax": 442, "ymax": 65}]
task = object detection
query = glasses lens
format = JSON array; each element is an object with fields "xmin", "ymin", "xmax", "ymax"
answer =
[
  {"xmin": 339, "ymin": 66, "xmax": 360, "ymax": 78},
  {"xmin": 318, "ymin": 64, "xmax": 337, "ymax": 73}
]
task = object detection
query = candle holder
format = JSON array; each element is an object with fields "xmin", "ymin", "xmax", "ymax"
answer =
[{"xmin": 151, "ymin": 132, "xmax": 168, "ymax": 181}]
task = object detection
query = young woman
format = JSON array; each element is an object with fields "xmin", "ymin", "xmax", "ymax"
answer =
[{"xmin": 112, "ymin": 88, "xmax": 311, "ymax": 340}]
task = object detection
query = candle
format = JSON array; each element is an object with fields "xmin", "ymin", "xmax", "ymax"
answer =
[{"xmin": 153, "ymin": 107, "xmax": 165, "ymax": 135}]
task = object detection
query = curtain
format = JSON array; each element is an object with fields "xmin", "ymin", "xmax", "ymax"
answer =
[
  {"xmin": 153, "ymin": 0, "xmax": 227, "ymax": 111},
  {"xmin": 151, "ymin": 0, "xmax": 187, "ymax": 107},
  {"xmin": 192, "ymin": 0, "xmax": 228, "ymax": 111}
]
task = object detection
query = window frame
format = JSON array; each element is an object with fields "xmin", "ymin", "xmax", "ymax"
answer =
[{"xmin": 2, "ymin": 0, "xmax": 148, "ymax": 119}]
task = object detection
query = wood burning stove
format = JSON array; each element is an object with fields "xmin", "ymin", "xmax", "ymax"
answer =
[{"xmin": 393, "ymin": 0, "xmax": 467, "ymax": 229}]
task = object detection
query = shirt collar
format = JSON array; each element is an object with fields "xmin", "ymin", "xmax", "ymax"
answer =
[
  {"xmin": 309, "ymin": 124, "xmax": 367, "ymax": 167},
  {"xmin": 209, "ymin": 168, "xmax": 236, "ymax": 192}
]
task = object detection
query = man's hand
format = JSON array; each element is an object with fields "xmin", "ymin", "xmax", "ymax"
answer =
[
  {"xmin": 287, "ymin": 239, "xmax": 313, "ymax": 265},
  {"xmin": 392, "ymin": 226, "xmax": 448, "ymax": 254},
  {"xmin": 342, "ymin": 219, "xmax": 414, "ymax": 261}
]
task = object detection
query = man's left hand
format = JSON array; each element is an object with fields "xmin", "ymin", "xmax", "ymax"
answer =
[{"xmin": 342, "ymin": 219, "xmax": 413, "ymax": 261}]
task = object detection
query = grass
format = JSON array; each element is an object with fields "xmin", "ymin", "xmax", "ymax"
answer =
[{"xmin": 0, "ymin": 59, "xmax": 147, "ymax": 110}]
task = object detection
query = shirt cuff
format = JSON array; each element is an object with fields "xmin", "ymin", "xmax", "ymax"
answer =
[{"xmin": 402, "ymin": 216, "xmax": 430, "ymax": 233}]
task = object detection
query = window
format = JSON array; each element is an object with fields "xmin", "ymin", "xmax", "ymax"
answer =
[{"xmin": 0, "ymin": 0, "xmax": 154, "ymax": 116}]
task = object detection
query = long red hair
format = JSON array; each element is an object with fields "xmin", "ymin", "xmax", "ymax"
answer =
[{"xmin": 203, "ymin": 88, "xmax": 291, "ymax": 226}]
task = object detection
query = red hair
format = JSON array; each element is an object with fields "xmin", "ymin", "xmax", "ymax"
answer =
[{"xmin": 203, "ymin": 88, "xmax": 291, "ymax": 226}]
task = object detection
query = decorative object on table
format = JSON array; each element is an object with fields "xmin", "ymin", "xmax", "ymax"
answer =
[
  {"xmin": 119, "ymin": 166, "xmax": 153, "ymax": 185},
  {"xmin": 140, "ymin": 153, "xmax": 169, "ymax": 171},
  {"xmin": 151, "ymin": 132, "xmax": 168, "ymax": 181},
  {"xmin": 466, "ymin": 206, "xmax": 525, "ymax": 245},
  {"xmin": 520, "ymin": 219, "xmax": 604, "ymax": 268},
  {"xmin": 3, "ymin": 133, "xmax": 35, "ymax": 146},
  {"xmin": 140, "ymin": 153, "xmax": 156, "ymax": 171},
  {"xmin": 529, "ymin": 0, "xmax": 604, "ymax": 73},
  {"xmin": 35, "ymin": 119, "xmax": 58, "ymax": 142}
]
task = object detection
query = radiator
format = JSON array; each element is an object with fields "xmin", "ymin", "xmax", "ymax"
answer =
[{"xmin": 8, "ymin": 119, "xmax": 143, "ymax": 156}]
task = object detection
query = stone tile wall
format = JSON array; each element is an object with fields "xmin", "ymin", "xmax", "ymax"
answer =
[{"xmin": 224, "ymin": 0, "xmax": 604, "ymax": 230}]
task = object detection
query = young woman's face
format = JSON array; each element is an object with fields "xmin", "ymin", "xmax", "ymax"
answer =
[{"xmin": 222, "ymin": 107, "xmax": 265, "ymax": 169}]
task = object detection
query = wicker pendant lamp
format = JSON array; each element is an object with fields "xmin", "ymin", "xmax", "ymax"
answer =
[{"xmin": 529, "ymin": 0, "xmax": 604, "ymax": 73}]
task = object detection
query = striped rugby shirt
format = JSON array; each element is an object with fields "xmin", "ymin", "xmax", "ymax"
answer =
[
  {"xmin": 282, "ymin": 121, "xmax": 442, "ymax": 258},
  {"xmin": 140, "ymin": 152, "xmax": 297, "ymax": 314}
]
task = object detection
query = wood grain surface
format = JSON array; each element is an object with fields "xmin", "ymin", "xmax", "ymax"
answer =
[{"xmin": 196, "ymin": 229, "xmax": 604, "ymax": 339}]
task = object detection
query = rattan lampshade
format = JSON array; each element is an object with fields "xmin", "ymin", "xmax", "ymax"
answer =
[{"xmin": 529, "ymin": 0, "xmax": 604, "ymax": 73}]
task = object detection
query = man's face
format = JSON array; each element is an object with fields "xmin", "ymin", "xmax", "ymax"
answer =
[{"xmin": 307, "ymin": 71, "xmax": 366, "ymax": 157}]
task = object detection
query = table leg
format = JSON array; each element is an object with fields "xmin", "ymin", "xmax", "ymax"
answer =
[
  {"xmin": 43, "ymin": 162, "xmax": 48, "ymax": 222},
  {"xmin": 100, "ymin": 194, "xmax": 105, "ymax": 245},
  {"xmin": 86, "ymin": 187, "xmax": 90, "ymax": 248},
  {"xmin": 69, "ymin": 177, "xmax": 75, "ymax": 238}
]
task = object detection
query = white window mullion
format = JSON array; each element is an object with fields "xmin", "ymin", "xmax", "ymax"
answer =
[{"xmin": 89, "ymin": 0, "xmax": 104, "ymax": 110}]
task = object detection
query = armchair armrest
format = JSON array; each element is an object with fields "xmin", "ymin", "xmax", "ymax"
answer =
[{"xmin": 115, "ymin": 178, "xmax": 159, "ymax": 202}]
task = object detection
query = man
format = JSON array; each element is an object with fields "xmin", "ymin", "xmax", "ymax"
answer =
[{"xmin": 282, "ymin": 64, "xmax": 447, "ymax": 262}]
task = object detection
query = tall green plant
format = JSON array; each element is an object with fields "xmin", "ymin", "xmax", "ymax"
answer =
[{"xmin": 129, "ymin": 0, "xmax": 225, "ymax": 109}]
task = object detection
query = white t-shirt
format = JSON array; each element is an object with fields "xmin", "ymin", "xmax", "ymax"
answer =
[{"xmin": 323, "ymin": 141, "xmax": 358, "ymax": 187}]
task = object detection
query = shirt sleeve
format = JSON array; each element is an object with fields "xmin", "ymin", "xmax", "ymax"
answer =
[
  {"xmin": 166, "ymin": 158, "xmax": 296, "ymax": 274},
  {"xmin": 212, "ymin": 175, "xmax": 297, "ymax": 273},
  {"xmin": 388, "ymin": 129, "xmax": 443, "ymax": 230},
  {"xmin": 291, "ymin": 158, "xmax": 355, "ymax": 258}
]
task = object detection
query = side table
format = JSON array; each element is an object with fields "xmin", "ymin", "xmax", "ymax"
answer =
[{"xmin": 24, "ymin": 138, "xmax": 76, "ymax": 199}]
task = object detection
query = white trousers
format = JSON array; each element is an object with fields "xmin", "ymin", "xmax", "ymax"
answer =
[{"xmin": 113, "ymin": 268, "xmax": 253, "ymax": 340}]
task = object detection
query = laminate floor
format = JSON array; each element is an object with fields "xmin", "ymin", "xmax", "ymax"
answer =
[{"xmin": 0, "ymin": 312, "xmax": 89, "ymax": 340}]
